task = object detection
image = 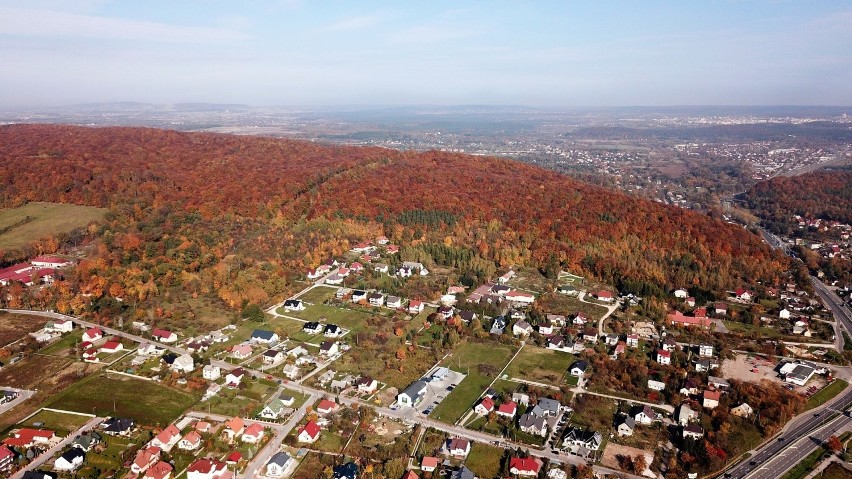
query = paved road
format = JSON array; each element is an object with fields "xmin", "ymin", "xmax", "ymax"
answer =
[
  {"xmin": 10, "ymin": 416, "xmax": 104, "ymax": 479},
  {"xmin": 746, "ymin": 413, "xmax": 850, "ymax": 479},
  {"xmin": 719, "ymin": 386, "xmax": 852, "ymax": 479},
  {"xmin": 812, "ymin": 278, "xmax": 852, "ymax": 343}
]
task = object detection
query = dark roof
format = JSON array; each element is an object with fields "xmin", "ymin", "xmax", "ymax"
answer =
[
  {"xmin": 333, "ymin": 462, "xmax": 359, "ymax": 479},
  {"xmin": 251, "ymin": 329, "xmax": 276, "ymax": 340},
  {"xmin": 324, "ymin": 324, "xmax": 340, "ymax": 333},
  {"xmin": 22, "ymin": 472, "xmax": 58, "ymax": 479},
  {"xmin": 59, "ymin": 447, "xmax": 85, "ymax": 462},
  {"xmin": 283, "ymin": 299, "xmax": 302, "ymax": 307},
  {"xmin": 268, "ymin": 452, "xmax": 292, "ymax": 467},
  {"xmin": 103, "ymin": 417, "xmax": 135, "ymax": 433},
  {"xmin": 162, "ymin": 353, "xmax": 178, "ymax": 364},
  {"xmin": 571, "ymin": 360, "xmax": 589, "ymax": 371},
  {"xmin": 263, "ymin": 349, "xmax": 281, "ymax": 357},
  {"xmin": 304, "ymin": 321, "xmax": 321, "ymax": 330}
]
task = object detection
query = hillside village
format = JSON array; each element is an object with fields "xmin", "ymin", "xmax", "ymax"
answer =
[{"xmin": 0, "ymin": 229, "xmax": 846, "ymax": 479}]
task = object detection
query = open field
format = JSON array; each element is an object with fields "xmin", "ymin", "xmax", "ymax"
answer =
[
  {"xmin": 537, "ymin": 293, "xmax": 609, "ymax": 321},
  {"xmin": 0, "ymin": 201, "xmax": 107, "ymax": 250},
  {"xmin": 0, "ymin": 312, "xmax": 44, "ymax": 346},
  {"xmin": 280, "ymin": 304, "xmax": 375, "ymax": 335},
  {"xmin": 821, "ymin": 462, "xmax": 852, "ymax": 479},
  {"xmin": 465, "ymin": 442, "xmax": 506, "ymax": 479},
  {"xmin": 600, "ymin": 443, "xmax": 654, "ymax": 477},
  {"xmin": 430, "ymin": 341, "xmax": 516, "ymax": 424},
  {"xmin": 504, "ymin": 345, "xmax": 573, "ymax": 384},
  {"xmin": 571, "ymin": 393, "xmax": 617, "ymax": 433},
  {"xmin": 295, "ymin": 286, "xmax": 338, "ymax": 304},
  {"xmin": 45, "ymin": 373, "xmax": 198, "ymax": 425},
  {"xmin": 20, "ymin": 409, "xmax": 94, "ymax": 436}
]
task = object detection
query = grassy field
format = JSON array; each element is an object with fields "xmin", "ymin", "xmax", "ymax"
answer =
[
  {"xmin": 0, "ymin": 312, "xmax": 45, "ymax": 346},
  {"xmin": 430, "ymin": 341, "xmax": 516, "ymax": 424},
  {"xmin": 80, "ymin": 433, "xmax": 136, "ymax": 479},
  {"xmin": 465, "ymin": 442, "xmax": 506, "ymax": 479},
  {"xmin": 280, "ymin": 304, "xmax": 374, "ymax": 335},
  {"xmin": 0, "ymin": 201, "xmax": 107, "ymax": 250},
  {"xmin": 503, "ymin": 345, "xmax": 573, "ymax": 384},
  {"xmin": 806, "ymin": 380, "xmax": 849, "ymax": 410},
  {"xmin": 45, "ymin": 373, "xmax": 198, "ymax": 426},
  {"xmin": 537, "ymin": 293, "xmax": 609, "ymax": 321},
  {"xmin": 39, "ymin": 329, "xmax": 84, "ymax": 356},
  {"xmin": 571, "ymin": 393, "xmax": 617, "ymax": 433},
  {"xmin": 21, "ymin": 409, "xmax": 93, "ymax": 436},
  {"xmin": 296, "ymin": 286, "xmax": 338, "ymax": 304}
]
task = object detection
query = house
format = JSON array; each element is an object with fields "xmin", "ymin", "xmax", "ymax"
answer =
[
  {"xmin": 695, "ymin": 358, "xmax": 719, "ymax": 372},
  {"xmin": 229, "ymin": 344, "xmax": 251, "ymax": 360},
  {"xmin": 674, "ymin": 289, "xmax": 689, "ymax": 299},
  {"xmin": 708, "ymin": 376, "xmax": 730, "ymax": 390},
  {"xmin": 143, "ymin": 461, "xmax": 174, "ymax": 479},
  {"xmin": 132, "ymin": 446, "xmax": 161, "ymax": 474},
  {"xmin": 518, "ymin": 413, "xmax": 548, "ymax": 437},
  {"xmin": 562, "ymin": 428, "xmax": 602, "ymax": 451},
  {"xmin": 604, "ymin": 333, "xmax": 619, "ymax": 346},
  {"xmin": 451, "ymin": 467, "xmax": 476, "ymax": 479},
  {"xmin": 548, "ymin": 468, "xmax": 568, "ymax": 479},
  {"xmin": 46, "ymin": 319, "xmax": 73, "ymax": 333},
  {"xmin": 82, "ymin": 327, "xmax": 103, "ymax": 342},
  {"xmin": 531, "ymin": 397, "xmax": 562, "ymax": 417},
  {"xmin": 685, "ymin": 297, "xmax": 696, "ymax": 307},
  {"xmin": 698, "ymin": 344, "xmax": 714, "ymax": 357},
  {"xmin": 403, "ymin": 471, "xmax": 419, "ymax": 479},
  {"xmin": 223, "ymin": 417, "xmax": 245, "ymax": 441},
  {"xmin": 446, "ymin": 438, "xmax": 471, "ymax": 457},
  {"xmin": 225, "ymin": 368, "xmax": 246, "ymax": 387},
  {"xmin": 186, "ymin": 458, "xmax": 228, "ymax": 479},
  {"xmin": 647, "ymin": 379, "xmax": 666, "ymax": 391},
  {"xmin": 178, "ymin": 431, "xmax": 202, "ymax": 450},
  {"xmin": 667, "ymin": 310, "xmax": 713, "ymax": 329},
  {"xmin": 72, "ymin": 432, "xmax": 102, "ymax": 452},
  {"xmin": 490, "ymin": 316, "xmax": 507, "ymax": 335},
  {"xmin": 251, "ymin": 329, "xmax": 279, "ymax": 343},
  {"xmin": 626, "ymin": 334, "xmax": 639, "ymax": 348},
  {"xmin": 421, "ymin": 456, "xmax": 440, "ymax": 472},
  {"xmin": 82, "ymin": 347, "xmax": 99, "ymax": 362},
  {"xmin": 596, "ymin": 290, "xmax": 614, "ymax": 302},
  {"xmin": 318, "ymin": 325, "xmax": 342, "ymax": 339},
  {"xmin": 662, "ymin": 337, "xmax": 678, "ymax": 351},
  {"xmin": 283, "ymin": 299, "xmax": 305, "ymax": 311},
  {"xmin": 509, "ymin": 457, "xmax": 542, "ymax": 477},
  {"xmin": 241, "ymin": 423, "xmax": 265, "ymax": 443},
  {"xmin": 633, "ymin": 405, "xmax": 657, "ymax": 425},
  {"xmin": 458, "ymin": 310, "xmax": 477, "ymax": 323},
  {"xmin": 513, "ymin": 320, "xmax": 532, "ymax": 336},
  {"xmin": 302, "ymin": 321, "xmax": 323, "ymax": 335},
  {"xmin": 356, "ymin": 376, "xmax": 379, "ymax": 394},
  {"xmin": 474, "ymin": 397, "xmax": 495, "ymax": 415},
  {"xmin": 731, "ymin": 403, "xmax": 754, "ymax": 418},
  {"xmin": 202, "ymin": 364, "xmax": 221, "ymax": 380},
  {"xmin": 680, "ymin": 379, "xmax": 700, "ymax": 396},
  {"xmin": 260, "ymin": 398, "xmax": 289, "ymax": 419},
  {"xmin": 497, "ymin": 401, "xmax": 517, "ymax": 418},
  {"xmin": 138, "ymin": 342, "xmax": 165, "ymax": 356},
  {"xmin": 582, "ymin": 328, "xmax": 598, "ymax": 342},
  {"xmin": 683, "ymin": 424, "xmax": 705, "ymax": 440},
  {"xmin": 703, "ymin": 390, "xmax": 721, "ymax": 409},
  {"xmin": 437, "ymin": 306, "xmax": 454, "ymax": 320},
  {"xmin": 102, "ymin": 417, "xmax": 135, "ymax": 436},
  {"xmin": 20, "ymin": 472, "xmax": 59, "ymax": 479},
  {"xmin": 151, "ymin": 424, "xmax": 182, "ymax": 450},
  {"xmin": 573, "ymin": 312, "xmax": 588, "ymax": 325},
  {"xmin": 152, "ymin": 329, "xmax": 177, "ymax": 343},
  {"xmin": 263, "ymin": 349, "xmax": 284, "ymax": 365},
  {"xmin": 569, "ymin": 360, "xmax": 589, "ymax": 377},
  {"xmin": 735, "ymin": 288, "xmax": 754, "ymax": 302},
  {"xmin": 386, "ymin": 296, "xmax": 402, "ymax": 308},
  {"xmin": 351, "ymin": 290, "xmax": 368, "ymax": 302},
  {"xmin": 780, "ymin": 308, "xmax": 791, "ymax": 319},
  {"xmin": 265, "ymin": 452, "xmax": 294, "ymax": 478},
  {"xmin": 715, "ymin": 302, "xmax": 728, "ymax": 315},
  {"xmin": 617, "ymin": 417, "xmax": 635, "ymax": 437},
  {"xmin": 319, "ymin": 341, "xmax": 339, "ymax": 357},
  {"xmin": 3, "ymin": 428, "xmax": 56, "ymax": 448},
  {"xmin": 368, "ymin": 293, "xmax": 385, "ymax": 307},
  {"xmin": 298, "ymin": 421, "xmax": 321, "ymax": 443},
  {"xmin": 171, "ymin": 354, "xmax": 194, "ymax": 373},
  {"xmin": 677, "ymin": 404, "xmax": 696, "ymax": 426},
  {"xmin": 547, "ymin": 335, "xmax": 565, "ymax": 350},
  {"xmin": 506, "ymin": 290, "xmax": 535, "ymax": 304},
  {"xmin": 398, "ymin": 380, "xmax": 427, "ymax": 407},
  {"xmin": 314, "ymin": 399, "xmax": 337, "ymax": 416},
  {"xmin": 656, "ymin": 349, "xmax": 671, "ymax": 365},
  {"xmin": 194, "ymin": 421, "xmax": 212, "ymax": 433},
  {"xmin": 408, "ymin": 300, "xmax": 425, "ymax": 314},
  {"xmin": 558, "ymin": 284, "xmax": 578, "ymax": 296},
  {"xmin": 498, "ymin": 270, "xmax": 516, "ymax": 284},
  {"xmin": 54, "ymin": 448, "xmax": 85, "ymax": 471},
  {"xmin": 333, "ymin": 462, "xmax": 359, "ymax": 479},
  {"xmin": 100, "ymin": 340, "xmax": 124, "ymax": 354},
  {"xmin": 288, "ymin": 345, "xmax": 308, "ymax": 357},
  {"xmin": 31, "ymin": 255, "xmax": 73, "ymax": 268},
  {"xmin": 611, "ymin": 341, "xmax": 626, "ymax": 358},
  {"xmin": 538, "ymin": 320, "xmax": 554, "ymax": 335}
]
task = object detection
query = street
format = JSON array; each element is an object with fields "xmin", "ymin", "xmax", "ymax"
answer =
[{"xmin": 10, "ymin": 416, "xmax": 104, "ymax": 479}]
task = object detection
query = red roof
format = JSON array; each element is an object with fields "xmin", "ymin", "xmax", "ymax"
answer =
[
  {"xmin": 152, "ymin": 328, "xmax": 173, "ymax": 338},
  {"xmin": 657, "ymin": 349, "xmax": 671, "ymax": 358},
  {"xmin": 478, "ymin": 397, "xmax": 495, "ymax": 411},
  {"xmin": 102, "ymin": 340, "xmax": 121, "ymax": 351},
  {"xmin": 404, "ymin": 471, "xmax": 419, "ymax": 479},
  {"xmin": 317, "ymin": 399, "xmax": 337, "ymax": 412},
  {"xmin": 668, "ymin": 310, "xmax": 713, "ymax": 327},
  {"xmin": 497, "ymin": 401, "xmax": 517, "ymax": 414},
  {"xmin": 299, "ymin": 421, "xmax": 320, "ymax": 439},
  {"xmin": 694, "ymin": 307, "xmax": 707, "ymax": 318},
  {"xmin": 3, "ymin": 428, "xmax": 54, "ymax": 447},
  {"xmin": 0, "ymin": 445, "xmax": 14, "ymax": 461},
  {"xmin": 85, "ymin": 327, "xmax": 102, "ymax": 337},
  {"xmin": 510, "ymin": 457, "xmax": 541, "ymax": 473},
  {"xmin": 421, "ymin": 457, "xmax": 439, "ymax": 468},
  {"xmin": 145, "ymin": 461, "xmax": 173, "ymax": 479},
  {"xmin": 243, "ymin": 423, "xmax": 264, "ymax": 437},
  {"xmin": 597, "ymin": 290, "xmax": 613, "ymax": 298},
  {"xmin": 704, "ymin": 389, "xmax": 722, "ymax": 401},
  {"xmin": 188, "ymin": 458, "xmax": 226, "ymax": 473},
  {"xmin": 227, "ymin": 451, "xmax": 242, "ymax": 463}
]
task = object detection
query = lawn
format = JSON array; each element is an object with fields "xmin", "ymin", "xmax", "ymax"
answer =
[
  {"xmin": 39, "ymin": 329, "xmax": 84, "ymax": 356},
  {"xmin": 281, "ymin": 304, "xmax": 374, "ymax": 335},
  {"xmin": 296, "ymin": 286, "xmax": 338, "ymax": 304},
  {"xmin": 503, "ymin": 345, "xmax": 573, "ymax": 384},
  {"xmin": 44, "ymin": 373, "xmax": 198, "ymax": 426},
  {"xmin": 82, "ymin": 434, "xmax": 136, "ymax": 478},
  {"xmin": 806, "ymin": 380, "xmax": 849, "ymax": 410},
  {"xmin": 0, "ymin": 201, "xmax": 107, "ymax": 250},
  {"xmin": 465, "ymin": 442, "xmax": 506, "ymax": 479},
  {"xmin": 21, "ymin": 409, "xmax": 93, "ymax": 436},
  {"xmin": 429, "ymin": 341, "xmax": 516, "ymax": 424},
  {"xmin": 536, "ymin": 293, "xmax": 609, "ymax": 321}
]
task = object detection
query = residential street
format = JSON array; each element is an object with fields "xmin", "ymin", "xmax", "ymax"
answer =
[{"xmin": 9, "ymin": 415, "xmax": 104, "ymax": 479}]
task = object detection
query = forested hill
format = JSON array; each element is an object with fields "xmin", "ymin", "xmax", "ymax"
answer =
[
  {"xmin": 0, "ymin": 124, "xmax": 786, "ymax": 317},
  {"xmin": 743, "ymin": 171, "xmax": 852, "ymax": 228}
]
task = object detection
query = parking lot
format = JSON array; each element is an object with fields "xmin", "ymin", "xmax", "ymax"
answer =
[
  {"xmin": 417, "ymin": 368, "xmax": 467, "ymax": 415},
  {"xmin": 720, "ymin": 353, "xmax": 827, "ymax": 393}
]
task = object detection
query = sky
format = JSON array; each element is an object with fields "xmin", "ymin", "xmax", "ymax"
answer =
[{"xmin": 1, "ymin": 1, "xmax": 851, "ymax": 107}]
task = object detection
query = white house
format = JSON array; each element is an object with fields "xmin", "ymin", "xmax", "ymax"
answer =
[
  {"xmin": 265, "ymin": 452, "xmax": 294, "ymax": 478},
  {"xmin": 171, "ymin": 354, "xmax": 194, "ymax": 373},
  {"xmin": 656, "ymin": 350, "xmax": 671, "ymax": 365},
  {"xmin": 46, "ymin": 319, "xmax": 73, "ymax": 333},
  {"xmin": 152, "ymin": 329, "xmax": 178, "ymax": 343},
  {"xmin": 151, "ymin": 425, "xmax": 182, "ymax": 451},
  {"xmin": 283, "ymin": 299, "xmax": 305, "ymax": 311},
  {"xmin": 397, "ymin": 381, "xmax": 427, "ymax": 408},
  {"xmin": 54, "ymin": 448, "xmax": 85, "ymax": 471},
  {"xmin": 82, "ymin": 327, "xmax": 103, "ymax": 343},
  {"xmin": 202, "ymin": 364, "xmax": 221, "ymax": 380},
  {"xmin": 513, "ymin": 320, "xmax": 532, "ymax": 337},
  {"xmin": 225, "ymin": 368, "xmax": 246, "ymax": 387},
  {"xmin": 298, "ymin": 421, "xmax": 320, "ymax": 443},
  {"xmin": 674, "ymin": 289, "xmax": 689, "ymax": 299},
  {"xmin": 698, "ymin": 344, "xmax": 714, "ymax": 357}
]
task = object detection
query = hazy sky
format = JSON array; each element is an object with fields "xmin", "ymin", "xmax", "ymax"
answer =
[{"xmin": 2, "ymin": 1, "xmax": 851, "ymax": 107}]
